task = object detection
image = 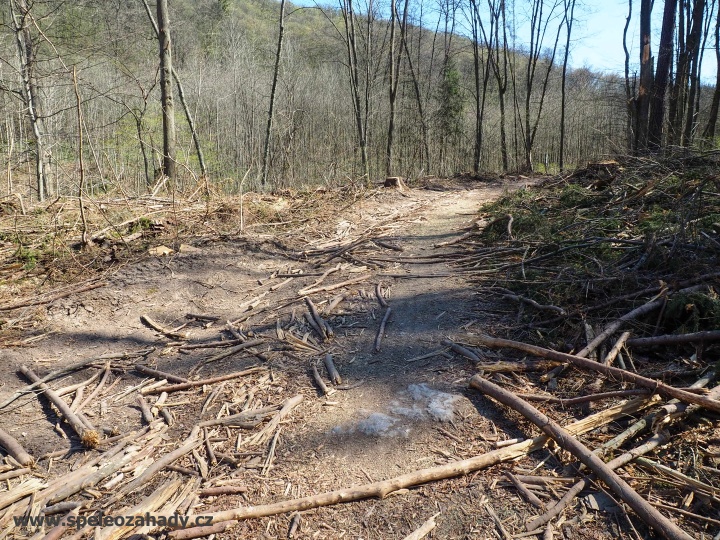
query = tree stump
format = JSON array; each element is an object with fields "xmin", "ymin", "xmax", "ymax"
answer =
[{"xmin": 384, "ymin": 176, "xmax": 407, "ymax": 190}]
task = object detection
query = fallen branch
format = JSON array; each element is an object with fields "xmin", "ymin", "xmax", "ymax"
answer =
[
  {"xmin": 604, "ymin": 331, "xmax": 631, "ymax": 366},
  {"xmin": 198, "ymin": 486, "xmax": 247, "ymax": 497},
  {"xmin": 142, "ymin": 367, "xmax": 267, "ymax": 395},
  {"xmin": 166, "ymin": 394, "xmax": 656, "ymax": 527},
  {"xmin": 299, "ymin": 273, "xmax": 371, "ymax": 296},
  {"xmin": 374, "ymin": 307, "xmax": 392, "ymax": 352},
  {"xmin": 324, "ymin": 353, "xmax": 342, "ymax": 385},
  {"xmin": 18, "ymin": 366, "xmax": 99, "ymax": 448},
  {"xmin": 526, "ymin": 432, "xmax": 669, "ymax": 530},
  {"xmin": 193, "ymin": 338, "xmax": 266, "ymax": 369},
  {"xmin": 0, "ymin": 349, "xmax": 153, "ymax": 410},
  {"xmin": 505, "ymin": 472, "xmax": 544, "ymax": 509},
  {"xmin": 441, "ymin": 340, "xmax": 482, "ymax": 363},
  {"xmin": 0, "ymin": 280, "xmax": 106, "ymax": 312},
  {"xmin": 296, "ymin": 264, "xmax": 341, "ymax": 295},
  {"xmin": 105, "ymin": 428, "xmax": 201, "ymax": 506},
  {"xmin": 134, "ymin": 364, "xmax": 189, "ymax": 384},
  {"xmin": 577, "ymin": 284, "xmax": 707, "ymax": 358},
  {"xmin": 140, "ymin": 315, "xmax": 189, "ymax": 340},
  {"xmin": 489, "ymin": 288, "xmax": 565, "ymax": 315},
  {"xmin": 240, "ymin": 395, "xmax": 303, "ymax": 448},
  {"xmin": 375, "ymin": 282, "xmax": 388, "ymax": 308},
  {"xmin": 305, "ymin": 297, "xmax": 333, "ymax": 339},
  {"xmin": 136, "ymin": 395, "xmax": 154, "ymax": 424},
  {"xmin": 519, "ymin": 389, "xmax": 650, "ymax": 406},
  {"xmin": 198, "ymin": 404, "xmax": 279, "ymax": 428},
  {"xmin": 403, "ymin": 512, "xmax": 440, "ymax": 540},
  {"xmin": 636, "ymin": 457, "xmax": 720, "ymax": 500},
  {"xmin": 468, "ymin": 334, "xmax": 720, "ymax": 414},
  {"xmin": 469, "ymin": 375, "xmax": 692, "ymax": 540},
  {"xmin": 477, "ymin": 360, "xmax": 563, "ymax": 373},
  {"xmin": 626, "ymin": 330, "xmax": 720, "ymax": 348},
  {"xmin": 312, "ymin": 364, "xmax": 332, "ymax": 396},
  {"xmin": 0, "ymin": 427, "xmax": 34, "ymax": 466},
  {"xmin": 177, "ymin": 338, "xmax": 246, "ymax": 351},
  {"xmin": 323, "ymin": 294, "xmax": 346, "ymax": 315}
]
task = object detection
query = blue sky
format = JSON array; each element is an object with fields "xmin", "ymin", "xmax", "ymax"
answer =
[{"xmin": 298, "ymin": 0, "xmax": 718, "ymax": 82}]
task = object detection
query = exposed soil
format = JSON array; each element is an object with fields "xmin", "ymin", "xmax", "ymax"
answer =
[{"xmin": 0, "ymin": 178, "xmax": 624, "ymax": 539}]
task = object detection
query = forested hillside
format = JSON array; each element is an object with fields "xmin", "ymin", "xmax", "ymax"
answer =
[{"xmin": 4, "ymin": 0, "xmax": 718, "ymax": 201}]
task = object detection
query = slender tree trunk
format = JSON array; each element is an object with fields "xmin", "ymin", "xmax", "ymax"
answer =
[
  {"xmin": 10, "ymin": 0, "xmax": 47, "ymax": 201},
  {"xmin": 157, "ymin": 0, "xmax": 176, "ymax": 180},
  {"xmin": 647, "ymin": 0, "xmax": 677, "ymax": 150},
  {"xmin": 681, "ymin": 0, "xmax": 706, "ymax": 145},
  {"xmin": 396, "ymin": 6, "xmax": 430, "ymax": 174},
  {"xmin": 702, "ymin": 7, "xmax": 720, "ymax": 139},
  {"xmin": 386, "ymin": 0, "xmax": 397, "ymax": 177},
  {"xmin": 623, "ymin": 0, "xmax": 634, "ymax": 151},
  {"xmin": 523, "ymin": 0, "xmax": 563, "ymax": 172},
  {"xmin": 386, "ymin": 0, "xmax": 407, "ymax": 176},
  {"xmin": 262, "ymin": 0, "xmax": 286, "ymax": 188},
  {"xmin": 559, "ymin": 0, "xmax": 576, "ymax": 171},
  {"xmin": 341, "ymin": 0, "xmax": 370, "ymax": 182},
  {"xmin": 470, "ymin": 0, "xmax": 491, "ymax": 172},
  {"xmin": 72, "ymin": 67, "xmax": 88, "ymax": 246},
  {"xmin": 141, "ymin": 0, "xmax": 206, "ymax": 181},
  {"xmin": 637, "ymin": 0, "xmax": 653, "ymax": 150}
]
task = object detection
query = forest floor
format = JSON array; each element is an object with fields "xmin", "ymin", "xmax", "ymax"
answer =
[{"xmin": 1, "ymin": 169, "xmax": 718, "ymax": 539}]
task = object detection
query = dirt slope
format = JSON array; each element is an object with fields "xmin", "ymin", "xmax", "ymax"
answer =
[{"xmin": 0, "ymin": 179, "xmax": 619, "ymax": 539}]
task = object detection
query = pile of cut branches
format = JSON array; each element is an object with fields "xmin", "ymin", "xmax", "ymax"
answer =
[{"xmin": 431, "ymin": 154, "xmax": 720, "ymax": 537}]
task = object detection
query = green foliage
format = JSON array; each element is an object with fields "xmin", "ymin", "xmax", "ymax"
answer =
[
  {"xmin": 15, "ymin": 246, "xmax": 39, "ymax": 271},
  {"xmin": 437, "ymin": 59, "xmax": 465, "ymax": 139},
  {"xmin": 130, "ymin": 217, "xmax": 154, "ymax": 233}
]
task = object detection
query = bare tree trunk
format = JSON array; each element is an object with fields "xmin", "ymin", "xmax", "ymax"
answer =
[
  {"xmin": 340, "ymin": 0, "xmax": 370, "ymax": 182},
  {"xmin": 72, "ymin": 67, "xmax": 88, "ymax": 246},
  {"xmin": 262, "ymin": 0, "xmax": 286, "ymax": 188},
  {"xmin": 637, "ymin": 0, "xmax": 653, "ymax": 151},
  {"xmin": 523, "ymin": 0, "xmax": 563, "ymax": 172},
  {"xmin": 623, "ymin": 0, "xmax": 635, "ymax": 151},
  {"xmin": 157, "ymin": 0, "xmax": 176, "ymax": 180},
  {"xmin": 647, "ymin": 0, "xmax": 677, "ymax": 150},
  {"xmin": 681, "ymin": 0, "xmax": 706, "ymax": 145},
  {"xmin": 10, "ymin": 0, "xmax": 47, "ymax": 201},
  {"xmin": 559, "ymin": 0, "xmax": 576, "ymax": 171},
  {"xmin": 480, "ymin": 0, "xmax": 509, "ymax": 171},
  {"xmin": 702, "ymin": 7, "xmax": 720, "ymax": 139},
  {"xmin": 385, "ymin": 0, "xmax": 407, "ymax": 176},
  {"xmin": 395, "ymin": 5, "xmax": 430, "ymax": 174},
  {"xmin": 140, "ymin": 0, "xmax": 206, "ymax": 181},
  {"xmin": 470, "ymin": 0, "xmax": 492, "ymax": 172}
]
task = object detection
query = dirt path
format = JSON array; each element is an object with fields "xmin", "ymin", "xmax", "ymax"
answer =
[{"xmin": 0, "ymin": 180, "xmax": 611, "ymax": 539}]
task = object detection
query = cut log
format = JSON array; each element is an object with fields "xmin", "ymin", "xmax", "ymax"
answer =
[
  {"xmin": 19, "ymin": 366, "xmax": 100, "ymax": 448},
  {"xmin": 324, "ymin": 354, "xmax": 342, "ymax": 385},
  {"xmin": 0, "ymin": 427, "xmax": 34, "ymax": 466}
]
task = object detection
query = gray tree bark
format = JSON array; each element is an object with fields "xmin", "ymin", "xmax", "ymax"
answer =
[
  {"xmin": 156, "ymin": 0, "xmax": 176, "ymax": 180},
  {"xmin": 10, "ymin": 0, "xmax": 47, "ymax": 201},
  {"xmin": 262, "ymin": 0, "xmax": 286, "ymax": 188}
]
